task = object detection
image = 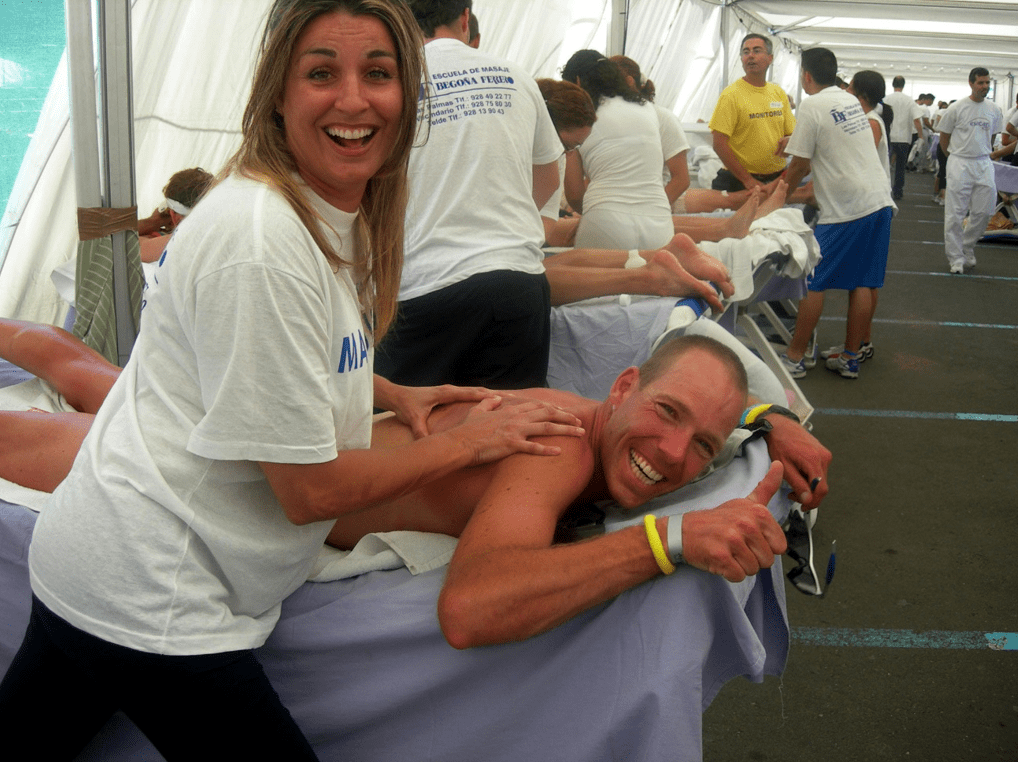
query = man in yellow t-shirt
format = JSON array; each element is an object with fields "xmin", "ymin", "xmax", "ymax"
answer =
[{"xmin": 709, "ymin": 34, "xmax": 795, "ymax": 192}]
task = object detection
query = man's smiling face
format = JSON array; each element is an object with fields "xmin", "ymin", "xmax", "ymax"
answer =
[{"xmin": 599, "ymin": 348, "xmax": 745, "ymax": 509}]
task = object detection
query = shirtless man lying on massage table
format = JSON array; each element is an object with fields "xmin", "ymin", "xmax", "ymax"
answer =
[{"xmin": 0, "ymin": 321, "xmax": 829, "ymax": 648}]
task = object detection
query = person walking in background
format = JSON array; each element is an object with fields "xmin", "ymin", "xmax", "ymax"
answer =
[
  {"xmin": 884, "ymin": 76, "xmax": 924, "ymax": 200},
  {"xmin": 938, "ymin": 67, "xmax": 1003, "ymax": 274}
]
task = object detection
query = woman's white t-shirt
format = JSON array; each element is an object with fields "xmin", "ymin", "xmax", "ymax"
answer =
[{"xmin": 30, "ymin": 175, "xmax": 374, "ymax": 655}]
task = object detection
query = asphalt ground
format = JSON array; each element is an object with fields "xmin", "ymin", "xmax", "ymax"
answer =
[{"xmin": 702, "ymin": 170, "xmax": 1018, "ymax": 762}]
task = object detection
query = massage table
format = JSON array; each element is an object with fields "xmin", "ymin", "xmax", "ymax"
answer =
[
  {"xmin": 984, "ymin": 160, "xmax": 1018, "ymax": 240},
  {"xmin": 548, "ymin": 208, "xmax": 820, "ymax": 421},
  {"xmin": 0, "ymin": 385, "xmax": 790, "ymax": 761}
]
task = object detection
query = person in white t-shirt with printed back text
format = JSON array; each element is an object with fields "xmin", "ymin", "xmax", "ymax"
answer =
[{"xmin": 778, "ymin": 48, "xmax": 894, "ymax": 381}]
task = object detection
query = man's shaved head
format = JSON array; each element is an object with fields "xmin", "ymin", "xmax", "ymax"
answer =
[{"xmin": 639, "ymin": 334, "xmax": 748, "ymax": 404}]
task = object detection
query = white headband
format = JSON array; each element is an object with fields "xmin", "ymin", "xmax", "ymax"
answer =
[{"xmin": 166, "ymin": 198, "xmax": 192, "ymax": 216}]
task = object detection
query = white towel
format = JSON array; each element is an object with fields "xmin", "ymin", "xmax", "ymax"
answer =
[
  {"xmin": 699, "ymin": 208, "xmax": 820, "ymax": 303},
  {"xmin": 308, "ymin": 531, "xmax": 458, "ymax": 582}
]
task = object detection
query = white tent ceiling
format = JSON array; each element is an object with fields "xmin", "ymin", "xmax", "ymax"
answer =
[{"xmin": 727, "ymin": 0, "xmax": 1018, "ymax": 88}]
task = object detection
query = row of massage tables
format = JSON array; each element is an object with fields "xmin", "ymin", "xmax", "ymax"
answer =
[
  {"xmin": 986, "ymin": 160, "xmax": 1018, "ymax": 239},
  {"xmin": 0, "ymin": 208, "xmax": 820, "ymax": 761}
]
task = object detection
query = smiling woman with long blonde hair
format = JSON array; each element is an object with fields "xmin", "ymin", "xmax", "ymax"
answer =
[{"xmin": 0, "ymin": 2, "xmax": 584, "ymax": 757}]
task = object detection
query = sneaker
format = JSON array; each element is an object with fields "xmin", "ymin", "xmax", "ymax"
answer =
[
  {"xmin": 820, "ymin": 342, "xmax": 873, "ymax": 362},
  {"xmin": 802, "ymin": 341, "xmax": 818, "ymax": 369},
  {"xmin": 950, "ymin": 263, "xmax": 964, "ymax": 274},
  {"xmin": 825, "ymin": 351, "xmax": 859, "ymax": 379},
  {"xmin": 780, "ymin": 352, "xmax": 807, "ymax": 379}
]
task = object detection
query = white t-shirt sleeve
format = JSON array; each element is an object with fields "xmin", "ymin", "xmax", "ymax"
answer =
[
  {"xmin": 657, "ymin": 105, "xmax": 690, "ymax": 160},
  {"xmin": 186, "ymin": 261, "xmax": 340, "ymax": 464},
  {"xmin": 910, "ymin": 101, "xmax": 924, "ymax": 127},
  {"xmin": 539, "ymin": 154, "xmax": 567, "ymax": 219},
  {"xmin": 784, "ymin": 106, "xmax": 816, "ymax": 160}
]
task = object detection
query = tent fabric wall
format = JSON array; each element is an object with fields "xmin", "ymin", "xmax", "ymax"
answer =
[
  {"xmin": 626, "ymin": 0, "xmax": 723, "ymax": 122},
  {"xmin": 0, "ymin": 0, "xmax": 270, "ymax": 327},
  {"xmin": 0, "ymin": 52, "xmax": 76, "ymax": 325},
  {"xmin": 470, "ymin": 0, "xmax": 589, "ymax": 77}
]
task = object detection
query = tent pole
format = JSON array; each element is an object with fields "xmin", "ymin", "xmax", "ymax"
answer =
[
  {"xmin": 98, "ymin": 0, "xmax": 138, "ymax": 366},
  {"xmin": 608, "ymin": 0, "xmax": 627, "ymax": 57},
  {"xmin": 65, "ymin": 0, "xmax": 102, "ymax": 210},
  {"xmin": 720, "ymin": 0, "xmax": 730, "ymax": 92}
]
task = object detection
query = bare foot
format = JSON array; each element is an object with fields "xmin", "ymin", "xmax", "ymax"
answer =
[
  {"xmin": 754, "ymin": 178, "xmax": 788, "ymax": 219},
  {"xmin": 726, "ymin": 188, "xmax": 753, "ymax": 210},
  {"xmin": 643, "ymin": 250, "xmax": 725, "ymax": 312},
  {"xmin": 722, "ymin": 189, "xmax": 760, "ymax": 239},
  {"xmin": 662, "ymin": 233, "xmax": 734, "ymax": 298}
]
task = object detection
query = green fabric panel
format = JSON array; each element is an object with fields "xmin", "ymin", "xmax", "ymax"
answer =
[{"xmin": 72, "ymin": 231, "xmax": 144, "ymax": 365}]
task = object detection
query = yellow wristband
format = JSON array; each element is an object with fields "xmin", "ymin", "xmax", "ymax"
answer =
[
  {"xmin": 741, "ymin": 403, "xmax": 773, "ymax": 426},
  {"xmin": 644, "ymin": 514, "xmax": 676, "ymax": 575}
]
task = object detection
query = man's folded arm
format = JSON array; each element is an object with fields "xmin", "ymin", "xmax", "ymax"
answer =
[{"xmin": 437, "ymin": 438, "xmax": 661, "ymax": 649}]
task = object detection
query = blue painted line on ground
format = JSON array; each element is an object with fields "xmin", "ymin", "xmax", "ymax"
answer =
[
  {"xmin": 818, "ymin": 316, "xmax": 1017, "ymax": 330},
  {"xmin": 884, "ymin": 268, "xmax": 1018, "ymax": 281},
  {"xmin": 791, "ymin": 627, "xmax": 1018, "ymax": 651},
  {"xmin": 815, "ymin": 408, "xmax": 1017, "ymax": 422}
]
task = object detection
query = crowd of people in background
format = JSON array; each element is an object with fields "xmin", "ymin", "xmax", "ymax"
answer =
[{"xmin": 125, "ymin": 14, "xmax": 1013, "ymax": 387}]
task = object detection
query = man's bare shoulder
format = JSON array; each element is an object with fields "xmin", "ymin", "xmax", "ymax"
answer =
[
  {"xmin": 419, "ymin": 388, "xmax": 599, "ymax": 437},
  {"xmin": 505, "ymin": 387, "xmax": 597, "ymax": 420},
  {"xmin": 476, "ymin": 400, "xmax": 604, "ymax": 515}
]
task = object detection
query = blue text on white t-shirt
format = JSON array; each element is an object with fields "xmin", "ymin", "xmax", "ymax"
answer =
[{"xmin": 338, "ymin": 329, "xmax": 370, "ymax": 373}]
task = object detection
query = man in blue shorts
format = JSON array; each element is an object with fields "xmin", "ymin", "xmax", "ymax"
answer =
[{"xmin": 778, "ymin": 48, "xmax": 895, "ymax": 379}]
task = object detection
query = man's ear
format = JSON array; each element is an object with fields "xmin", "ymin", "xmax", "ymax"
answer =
[{"xmin": 607, "ymin": 366, "xmax": 640, "ymax": 407}]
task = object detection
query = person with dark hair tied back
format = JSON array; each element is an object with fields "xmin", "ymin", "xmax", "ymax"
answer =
[
  {"xmin": 779, "ymin": 48, "xmax": 895, "ymax": 381},
  {"xmin": 610, "ymin": 54, "xmax": 691, "ymax": 207},
  {"xmin": 0, "ymin": 2, "xmax": 584, "ymax": 758},
  {"xmin": 611, "ymin": 55, "xmax": 655, "ymax": 101},
  {"xmin": 535, "ymin": 77, "xmax": 596, "ymax": 246},
  {"xmin": 533, "ymin": 78, "xmax": 731, "ymax": 304},
  {"xmin": 849, "ymin": 71, "xmax": 894, "ymax": 183},
  {"xmin": 561, "ymin": 50, "xmax": 676, "ymax": 250}
]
